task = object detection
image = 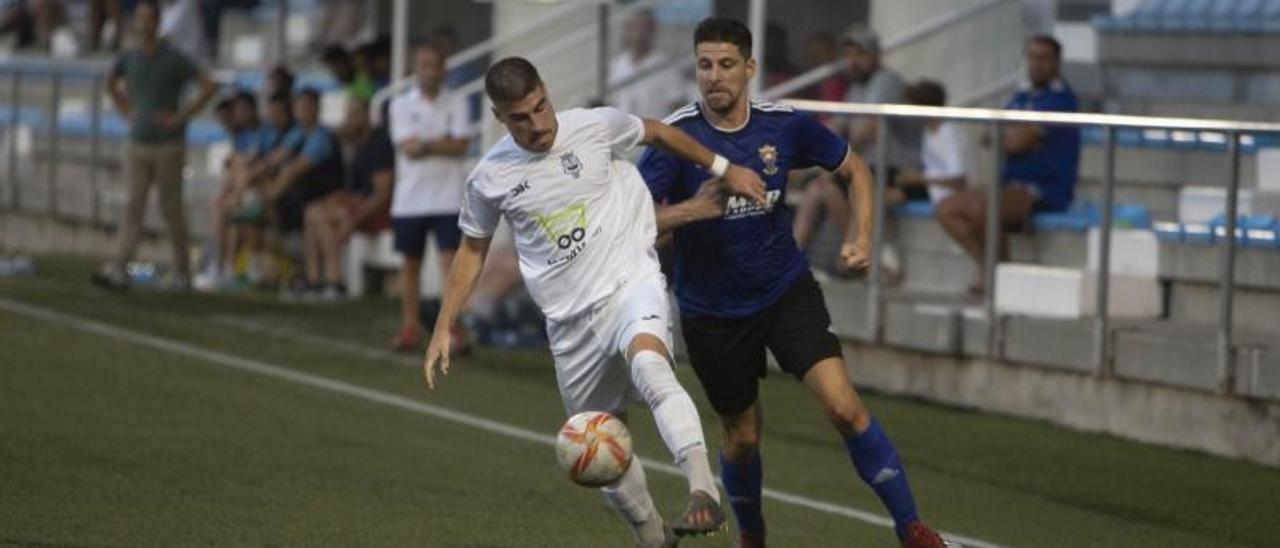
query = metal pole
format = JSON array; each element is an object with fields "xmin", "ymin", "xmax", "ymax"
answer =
[
  {"xmin": 391, "ymin": 0, "xmax": 408, "ymax": 81},
  {"xmin": 1093, "ymin": 126, "xmax": 1116, "ymax": 375},
  {"xmin": 748, "ymin": 0, "xmax": 766, "ymax": 96},
  {"xmin": 275, "ymin": 0, "xmax": 288, "ymax": 65},
  {"xmin": 47, "ymin": 71, "xmax": 61, "ymax": 218},
  {"xmin": 1217, "ymin": 131, "xmax": 1241, "ymax": 392},
  {"xmin": 984, "ymin": 121, "xmax": 1004, "ymax": 357},
  {"xmin": 868, "ymin": 116, "xmax": 888, "ymax": 342},
  {"xmin": 7, "ymin": 71, "xmax": 19, "ymax": 210},
  {"xmin": 90, "ymin": 75, "xmax": 103, "ymax": 226},
  {"xmin": 597, "ymin": 3, "xmax": 610, "ymax": 103}
]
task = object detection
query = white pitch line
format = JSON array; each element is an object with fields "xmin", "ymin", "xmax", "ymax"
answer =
[{"xmin": 0, "ymin": 297, "xmax": 1005, "ymax": 548}]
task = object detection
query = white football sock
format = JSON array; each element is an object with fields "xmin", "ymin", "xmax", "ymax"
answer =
[
  {"xmin": 630, "ymin": 350, "xmax": 720, "ymax": 503},
  {"xmin": 601, "ymin": 459, "xmax": 665, "ymax": 547}
]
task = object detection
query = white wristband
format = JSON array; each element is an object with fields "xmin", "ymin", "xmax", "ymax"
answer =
[{"xmin": 709, "ymin": 154, "xmax": 730, "ymax": 178}]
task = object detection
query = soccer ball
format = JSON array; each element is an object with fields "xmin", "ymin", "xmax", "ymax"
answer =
[{"xmin": 555, "ymin": 411, "xmax": 633, "ymax": 487}]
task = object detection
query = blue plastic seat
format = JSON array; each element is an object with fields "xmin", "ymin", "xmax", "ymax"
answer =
[{"xmin": 894, "ymin": 200, "xmax": 936, "ymax": 219}]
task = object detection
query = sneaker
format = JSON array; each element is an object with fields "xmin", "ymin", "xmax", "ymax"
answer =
[
  {"xmin": 90, "ymin": 264, "xmax": 129, "ymax": 293},
  {"xmin": 449, "ymin": 325, "xmax": 472, "ymax": 357},
  {"xmin": 390, "ymin": 325, "xmax": 423, "ymax": 352},
  {"xmin": 319, "ymin": 283, "xmax": 347, "ymax": 303},
  {"xmin": 901, "ymin": 521, "xmax": 948, "ymax": 548},
  {"xmin": 738, "ymin": 529, "xmax": 765, "ymax": 548},
  {"xmin": 672, "ymin": 490, "xmax": 725, "ymax": 537}
]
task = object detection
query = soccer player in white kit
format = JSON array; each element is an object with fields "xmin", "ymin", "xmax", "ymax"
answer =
[{"xmin": 421, "ymin": 57, "xmax": 768, "ymax": 547}]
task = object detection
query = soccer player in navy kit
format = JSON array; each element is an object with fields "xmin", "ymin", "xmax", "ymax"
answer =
[{"xmin": 638, "ymin": 18, "xmax": 947, "ymax": 548}]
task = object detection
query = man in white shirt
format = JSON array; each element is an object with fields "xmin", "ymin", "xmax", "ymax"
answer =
[
  {"xmin": 388, "ymin": 43, "xmax": 473, "ymax": 351},
  {"xmin": 608, "ymin": 9, "xmax": 688, "ymax": 120},
  {"xmin": 422, "ymin": 57, "xmax": 768, "ymax": 547},
  {"xmin": 896, "ymin": 80, "xmax": 967, "ymax": 204}
]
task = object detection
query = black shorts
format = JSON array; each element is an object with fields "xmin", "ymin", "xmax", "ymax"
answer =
[
  {"xmin": 835, "ymin": 165, "xmax": 930, "ymax": 202},
  {"xmin": 680, "ymin": 272, "xmax": 844, "ymax": 416},
  {"xmin": 392, "ymin": 214, "xmax": 462, "ymax": 257}
]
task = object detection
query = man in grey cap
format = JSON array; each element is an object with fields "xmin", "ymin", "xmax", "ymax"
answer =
[{"xmin": 841, "ymin": 30, "xmax": 926, "ymax": 204}]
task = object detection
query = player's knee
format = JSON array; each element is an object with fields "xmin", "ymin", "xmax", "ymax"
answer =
[
  {"xmin": 722, "ymin": 428, "xmax": 760, "ymax": 461},
  {"xmin": 823, "ymin": 398, "xmax": 869, "ymax": 436},
  {"xmin": 631, "ymin": 351, "xmax": 680, "ymax": 408}
]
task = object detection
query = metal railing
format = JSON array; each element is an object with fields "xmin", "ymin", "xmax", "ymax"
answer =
[{"xmin": 781, "ymin": 98, "xmax": 1280, "ymax": 390}]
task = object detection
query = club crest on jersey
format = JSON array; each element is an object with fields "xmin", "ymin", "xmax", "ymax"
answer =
[
  {"xmin": 758, "ymin": 144, "xmax": 779, "ymax": 175},
  {"xmin": 561, "ymin": 151, "xmax": 583, "ymax": 179}
]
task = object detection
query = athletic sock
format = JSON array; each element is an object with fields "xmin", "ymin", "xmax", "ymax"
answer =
[
  {"xmin": 601, "ymin": 459, "xmax": 665, "ymax": 547},
  {"xmin": 629, "ymin": 350, "xmax": 718, "ymax": 502},
  {"xmin": 720, "ymin": 449, "xmax": 765, "ymax": 537},
  {"xmin": 844, "ymin": 417, "xmax": 919, "ymax": 539}
]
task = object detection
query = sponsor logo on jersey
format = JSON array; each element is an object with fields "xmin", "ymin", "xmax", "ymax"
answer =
[
  {"xmin": 724, "ymin": 189, "xmax": 782, "ymax": 220},
  {"xmin": 758, "ymin": 143, "xmax": 779, "ymax": 175},
  {"xmin": 534, "ymin": 203, "xmax": 600, "ymax": 266},
  {"xmin": 560, "ymin": 151, "xmax": 583, "ymax": 179},
  {"xmin": 510, "ymin": 180, "xmax": 530, "ymax": 197}
]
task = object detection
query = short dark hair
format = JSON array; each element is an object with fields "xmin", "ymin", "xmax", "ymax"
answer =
[
  {"xmin": 321, "ymin": 44, "xmax": 350, "ymax": 65},
  {"xmin": 413, "ymin": 40, "xmax": 445, "ymax": 59},
  {"xmin": 270, "ymin": 65, "xmax": 295, "ymax": 92},
  {"xmin": 215, "ymin": 97, "xmax": 233, "ymax": 112},
  {"xmin": 268, "ymin": 91, "xmax": 292, "ymax": 108},
  {"xmin": 905, "ymin": 80, "xmax": 947, "ymax": 107},
  {"xmin": 485, "ymin": 57, "xmax": 544, "ymax": 105},
  {"xmin": 1028, "ymin": 34, "xmax": 1062, "ymax": 59},
  {"xmin": 694, "ymin": 17, "xmax": 752, "ymax": 59},
  {"xmin": 231, "ymin": 90, "xmax": 257, "ymax": 110},
  {"xmin": 296, "ymin": 88, "xmax": 321, "ymax": 104}
]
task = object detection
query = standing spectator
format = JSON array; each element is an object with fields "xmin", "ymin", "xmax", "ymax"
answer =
[
  {"xmin": 935, "ymin": 35, "xmax": 1080, "ymax": 295},
  {"xmin": 301, "ymin": 99, "xmax": 393, "ymax": 300},
  {"xmin": 92, "ymin": 0, "xmax": 216, "ymax": 292},
  {"xmin": 387, "ymin": 42, "xmax": 472, "ymax": 351},
  {"xmin": 897, "ymin": 80, "xmax": 967, "ymax": 205},
  {"xmin": 607, "ymin": 8, "xmax": 687, "ymax": 120}
]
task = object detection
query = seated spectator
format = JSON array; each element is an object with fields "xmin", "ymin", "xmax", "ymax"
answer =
[
  {"xmin": 219, "ymin": 91, "xmax": 295, "ymax": 285},
  {"xmin": 897, "ymin": 80, "xmax": 967, "ymax": 204},
  {"xmin": 801, "ymin": 32, "xmax": 849, "ymax": 104},
  {"xmin": 359, "ymin": 36, "xmax": 391, "ymax": 91},
  {"xmin": 322, "ymin": 43, "xmax": 376, "ymax": 101},
  {"xmin": 607, "ymin": 8, "xmax": 688, "ymax": 120},
  {"xmin": 206, "ymin": 91, "xmax": 262, "ymax": 285},
  {"xmin": 840, "ymin": 30, "xmax": 924, "ymax": 205},
  {"xmin": 300, "ymin": 99, "xmax": 393, "ymax": 301},
  {"xmin": 267, "ymin": 64, "xmax": 295, "ymax": 97},
  {"xmin": 264, "ymin": 89, "xmax": 343, "ymax": 238},
  {"xmin": 935, "ymin": 35, "xmax": 1080, "ymax": 295},
  {"xmin": 0, "ymin": 0, "xmax": 68, "ymax": 52}
]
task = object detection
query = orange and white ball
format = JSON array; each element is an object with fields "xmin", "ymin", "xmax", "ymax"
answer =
[{"xmin": 555, "ymin": 411, "xmax": 634, "ymax": 487}]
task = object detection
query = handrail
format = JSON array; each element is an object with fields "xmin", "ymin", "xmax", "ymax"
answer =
[
  {"xmin": 783, "ymin": 96, "xmax": 1263, "ymax": 394},
  {"xmin": 780, "ymin": 99, "xmax": 1280, "ymax": 133},
  {"xmin": 760, "ymin": 0, "xmax": 1009, "ymax": 101}
]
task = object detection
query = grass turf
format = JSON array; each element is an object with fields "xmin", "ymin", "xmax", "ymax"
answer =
[{"xmin": 1, "ymin": 255, "xmax": 1278, "ymax": 547}]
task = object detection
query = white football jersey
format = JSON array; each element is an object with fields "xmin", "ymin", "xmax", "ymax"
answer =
[{"xmin": 459, "ymin": 107, "xmax": 661, "ymax": 322}]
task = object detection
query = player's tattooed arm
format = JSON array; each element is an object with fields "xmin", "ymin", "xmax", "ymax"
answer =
[
  {"xmin": 639, "ymin": 118, "xmax": 768, "ymax": 206},
  {"xmin": 836, "ymin": 148, "xmax": 874, "ymax": 271},
  {"xmin": 655, "ymin": 178, "xmax": 727, "ymax": 236},
  {"xmin": 424, "ymin": 235, "xmax": 492, "ymax": 390}
]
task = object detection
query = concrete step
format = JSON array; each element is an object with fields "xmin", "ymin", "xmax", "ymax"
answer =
[
  {"xmin": 1159, "ymin": 241, "xmax": 1280, "ymax": 290},
  {"xmin": 1169, "ymin": 281, "xmax": 1280, "ymax": 335},
  {"xmin": 1080, "ymin": 145, "xmax": 1259, "ymax": 188}
]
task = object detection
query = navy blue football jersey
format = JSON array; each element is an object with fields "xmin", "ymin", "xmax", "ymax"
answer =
[{"xmin": 638, "ymin": 100, "xmax": 850, "ymax": 319}]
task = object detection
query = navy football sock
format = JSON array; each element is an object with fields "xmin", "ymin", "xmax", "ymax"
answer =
[
  {"xmin": 720, "ymin": 449, "xmax": 765, "ymax": 537},
  {"xmin": 845, "ymin": 418, "xmax": 919, "ymax": 539}
]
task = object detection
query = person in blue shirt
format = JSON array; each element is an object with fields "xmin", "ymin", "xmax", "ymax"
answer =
[
  {"xmin": 637, "ymin": 18, "xmax": 945, "ymax": 548},
  {"xmin": 935, "ymin": 34, "xmax": 1081, "ymax": 295},
  {"xmin": 264, "ymin": 88, "xmax": 344, "ymax": 234}
]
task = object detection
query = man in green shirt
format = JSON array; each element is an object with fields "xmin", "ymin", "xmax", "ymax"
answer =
[{"xmin": 93, "ymin": 0, "xmax": 216, "ymax": 292}]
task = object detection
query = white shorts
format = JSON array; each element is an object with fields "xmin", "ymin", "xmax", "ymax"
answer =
[{"xmin": 546, "ymin": 272, "xmax": 675, "ymax": 416}]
